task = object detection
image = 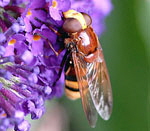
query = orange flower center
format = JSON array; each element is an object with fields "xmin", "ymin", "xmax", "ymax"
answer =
[
  {"xmin": 33, "ymin": 35, "xmax": 41, "ymax": 41},
  {"xmin": 1, "ymin": 113, "xmax": 7, "ymax": 117},
  {"xmin": 52, "ymin": 0, "xmax": 58, "ymax": 8},
  {"xmin": 8, "ymin": 39, "xmax": 16, "ymax": 45},
  {"xmin": 27, "ymin": 9, "xmax": 32, "ymax": 16}
]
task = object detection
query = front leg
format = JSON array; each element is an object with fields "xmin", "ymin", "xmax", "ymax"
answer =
[
  {"xmin": 64, "ymin": 38, "xmax": 73, "ymax": 47},
  {"xmin": 64, "ymin": 38, "xmax": 77, "ymax": 52}
]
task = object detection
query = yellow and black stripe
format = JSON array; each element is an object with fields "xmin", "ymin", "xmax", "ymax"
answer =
[{"xmin": 65, "ymin": 60, "xmax": 80, "ymax": 100}]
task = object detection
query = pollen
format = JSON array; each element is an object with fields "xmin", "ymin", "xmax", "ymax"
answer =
[
  {"xmin": 52, "ymin": 0, "xmax": 58, "ymax": 8},
  {"xmin": 27, "ymin": 9, "xmax": 32, "ymax": 16},
  {"xmin": 8, "ymin": 39, "xmax": 16, "ymax": 45},
  {"xmin": 1, "ymin": 113, "xmax": 7, "ymax": 117},
  {"xmin": 33, "ymin": 35, "xmax": 41, "ymax": 41}
]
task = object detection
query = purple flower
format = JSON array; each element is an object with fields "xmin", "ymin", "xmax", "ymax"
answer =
[
  {"xmin": 0, "ymin": 0, "xmax": 113, "ymax": 130},
  {"xmin": 0, "ymin": 33, "xmax": 6, "ymax": 43},
  {"xmin": 48, "ymin": 0, "xmax": 71, "ymax": 20},
  {"xmin": 14, "ymin": 120, "xmax": 31, "ymax": 131},
  {"xmin": 25, "ymin": 33, "xmax": 44, "ymax": 56},
  {"xmin": 22, "ymin": 0, "xmax": 47, "ymax": 32},
  {"xmin": 4, "ymin": 34, "xmax": 27, "ymax": 56},
  {"xmin": 0, "ymin": 0, "xmax": 10, "ymax": 7}
]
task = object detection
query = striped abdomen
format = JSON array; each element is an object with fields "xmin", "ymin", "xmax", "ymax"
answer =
[{"xmin": 65, "ymin": 59, "xmax": 80, "ymax": 100}]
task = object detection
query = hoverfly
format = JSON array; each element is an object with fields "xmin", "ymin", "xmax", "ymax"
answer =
[{"xmin": 61, "ymin": 10, "xmax": 113, "ymax": 127}]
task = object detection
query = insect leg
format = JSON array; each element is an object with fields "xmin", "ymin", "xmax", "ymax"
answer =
[{"xmin": 34, "ymin": 17, "xmax": 62, "ymax": 36}]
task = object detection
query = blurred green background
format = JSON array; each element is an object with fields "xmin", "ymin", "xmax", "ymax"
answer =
[{"xmin": 30, "ymin": 0, "xmax": 149, "ymax": 131}]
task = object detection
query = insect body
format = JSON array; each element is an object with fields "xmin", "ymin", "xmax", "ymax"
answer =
[{"xmin": 62, "ymin": 10, "xmax": 113, "ymax": 127}]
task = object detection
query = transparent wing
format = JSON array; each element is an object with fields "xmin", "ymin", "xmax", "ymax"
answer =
[
  {"xmin": 88, "ymin": 48, "xmax": 113, "ymax": 120},
  {"xmin": 72, "ymin": 46, "xmax": 113, "ymax": 122},
  {"xmin": 72, "ymin": 52, "xmax": 98, "ymax": 128}
]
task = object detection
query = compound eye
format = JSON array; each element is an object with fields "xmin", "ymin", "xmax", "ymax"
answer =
[
  {"xmin": 81, "ymin": 12, "xmax": 92, "ymax": 26},
  {"xmin": 63, "ymin": 18, "xmax": 82, "ymax": 33}
]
